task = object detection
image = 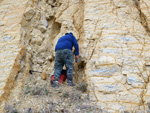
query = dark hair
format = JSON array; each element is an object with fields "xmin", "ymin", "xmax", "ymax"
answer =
[
  {"xmin": 65, "ymin": 32, "xmax": 73, "ymax": 35},
  {"xmin": 69, "ymin": 32, "xmax": 73, "ymax": 35}
]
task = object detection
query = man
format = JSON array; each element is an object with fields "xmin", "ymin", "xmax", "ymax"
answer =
[{"xmin": 52, "ymin": 32, "xmax": 79, "ymax": 88}]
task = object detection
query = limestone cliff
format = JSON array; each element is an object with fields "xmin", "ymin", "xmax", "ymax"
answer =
[{"xmin": 0, "ymin": 0, "xmax": 150, "ymax": 112}]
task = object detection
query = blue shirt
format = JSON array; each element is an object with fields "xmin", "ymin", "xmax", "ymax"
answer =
[{"xmin": 55, "ymin": 33, "xmax": 79, "ymax": 55}]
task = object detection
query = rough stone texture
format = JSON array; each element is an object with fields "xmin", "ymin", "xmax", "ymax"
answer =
[
  {"xmin": 0, "ymin": 0, "xmax": 150, "ymax": 112},
  {"xmin": 0, "ymin": 0, "xmax": 27, "ymax": 111},
  {"xmin": 40, "ymin": 72, "xmax": 48, "ymax": 80},
  {"xmin": 83, "ymin": 0, "xmax": 150, "ymax": 112},
  {"xmin": 140, "ymin": 0, "xmax": 150, "ymax": 31}
]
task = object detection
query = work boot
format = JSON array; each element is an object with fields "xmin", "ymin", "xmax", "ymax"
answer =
[
  {"xmin": 68, "ymin": 80, "xmax": 75, "ymax": 86},
  {"xmin": 51, "ymin": 80, "xmax": 59, "ymax": 88}
]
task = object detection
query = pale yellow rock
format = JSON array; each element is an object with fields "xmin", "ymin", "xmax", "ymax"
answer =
[
  {"xmin": 24, "ymin": 8, "xmax": 35, "ymax": 21},
  {"xmin": 112, "ymin": 74, "xmax": 127, "ymax": 84},
  {"xmin": 145, "ymin": 83, "xmax": 150, "ymax": 96},
  {"xmin": 88, "ymin": 77, "xmax": 116, "ymax": 84},
  {"xmin": 127, "ymin": 74, "xmax": 145, "ymax": 88},
  {"xmin": 30, "ymin": 29, "xmax": 43, "ymax": 45},
  {"xmin": 117, "ymin": 91, "xmax": 141, "ymax": 104},
  {"xmin": 0, "ymin": 0, "xmax": 27, "ymax": 111},
  {"xmin": 95, "ymin": 92, "xmax": 117, "ymax": 102},
  {"xmin": 129, "ymin": 88, "xmax": 145, "ymax": 96},
  {"xmin": 95, "ymin": 83, "xmax": 126, "ymax": 93},
  {"xmin": 140, "ymin": 0, "xmax": 150, "ymax": 30},
  {"xmin": 105, "ymin": 102, "xmax": 129, "ymax": 112},
  {"xmin": 1, "ymin": 0, "xmax": 150, "ymax": 112},
  {"xmin": 38, "ymin": 14, "xmax": 48, "ymax": 33},
  {"xmin": 40, "ymin": 72, "xmax": 48, "ymax": 80},
  {"xmin": 82, "ymin": 0, "xmax": 150, "ymax": 111},
  {"xmin": 0, "ymin": 90, "xmax": 4, "ymax": 97},
  {"xmin": 143, "ymin": 95, "xmax": 150, "ymax": 104},
  {"xmin": 95, "ymin": 55, "xmax": 116, "ymax": 66},
  {"xmin": 0, "ymin": 82, "xmax": 6, "ymax": 90}
]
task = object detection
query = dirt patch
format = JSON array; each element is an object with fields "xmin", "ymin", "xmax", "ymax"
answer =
[{"xmin": 4, "ymin": 72, "xmax": 103, "ymax": 113}]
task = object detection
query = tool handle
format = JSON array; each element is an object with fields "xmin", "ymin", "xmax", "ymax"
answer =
[
  {"xmin": 29, "ymin": 70, "xmax": 42, "ymax": 74},
  {"xmin": 76, "ymin": 59, "xmax": 80, "ymax": 63}
]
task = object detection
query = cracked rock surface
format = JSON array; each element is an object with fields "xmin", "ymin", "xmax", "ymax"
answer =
[{"xmin": 0, "ymin": 0, "xmax": 150, "ymax": 112}]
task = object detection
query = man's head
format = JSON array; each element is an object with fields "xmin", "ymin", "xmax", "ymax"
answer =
[
  {"xmin": 65, "ymin": 33, "xmax": 69, "ymax": 35},
  {"xmin": 65, "ymin": 32, "xmax": 73, "ymax": 35}
]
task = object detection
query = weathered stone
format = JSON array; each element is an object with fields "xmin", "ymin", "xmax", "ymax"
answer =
[
  {"xmin": 24, "ymin": 8, "xmax": 35, "ymax": 21},
  {"xmin": 1, "ymin": 0, "xmax": 150, "ymax": 112},
  {"xmin": 40, "ymin": 72, "xmax": 48, "ymax": 80},
  {"xmin": 117, "ymin": 91, "xmax": 141, "ymax": 104},
  {"xmin": 0, "ymin": 90, "xmax": 4, "ymax": 97},
  {"xmin": 0, "ymin": 0, "xmax": 26, "ymax": 112},
  {"xmin": 30, "ymin": 29, "xmax": 43, "ymax": 45},
  {"xmin": 93, "ymin": 83, "xmax": 126, "ymax": 93},
  {"xmin": 140, "ymin": 0, "xmax": 150, "ymax": 31},
  {"xmin": 127, "ymin": 74, "xmax": 145, "ymax": 88},
  {"xmin": 0, "ymin": 82, "xmax": 6, "ymax": 90},
  {"xmin": 38, "ymin": 15, "xmax": 48, "ymax": 32},
  {"xmin": 0, "ymin": 21, "xmax": 5, "ymax": 26}
]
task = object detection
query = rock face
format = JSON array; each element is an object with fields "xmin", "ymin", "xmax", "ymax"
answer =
[
  {"xmin": 0, "ymin": 0, "xmax": 150, "ymax": 112},
  {"xmin": 0, "ymin": 0, "xmax": 27, "ymax": 111}
]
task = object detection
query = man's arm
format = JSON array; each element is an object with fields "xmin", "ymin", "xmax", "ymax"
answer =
[{"xmin": 72, "ymin": 35, "xmax": 79, "ymax": 56}]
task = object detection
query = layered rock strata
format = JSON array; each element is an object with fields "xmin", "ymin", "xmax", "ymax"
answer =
[
  {"xmin": 84, "ymin": 0, "xmax": 150, "ymax": 112},
  {"xmin": 0, "ymin": 0, "xmax": 27, "ymax": 111},
  {"xmin": 0, "ymin": 0, "xmax": 150, "ymax": 112}
]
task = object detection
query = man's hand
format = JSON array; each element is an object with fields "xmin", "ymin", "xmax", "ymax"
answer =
[
  {"xmin": 75, "ymin": 55, "xmax": 80, "ymax": 63},
  {"xmin": 75, "ymin": 55, "xmax": 79, "ymax": 59}
]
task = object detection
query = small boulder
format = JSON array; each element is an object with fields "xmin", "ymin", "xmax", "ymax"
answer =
[{"xmin": 40, "ymin": 72, "xmax": 48, "ymax": 80}]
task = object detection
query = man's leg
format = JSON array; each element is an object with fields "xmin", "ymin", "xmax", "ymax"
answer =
[
  {"xmin": 64, "ymin": 50, "xmax": 74, "ymax": 86},
  {"xmin": 53, "ymin": 50, "xmax": 64, "ymax": 87}
]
